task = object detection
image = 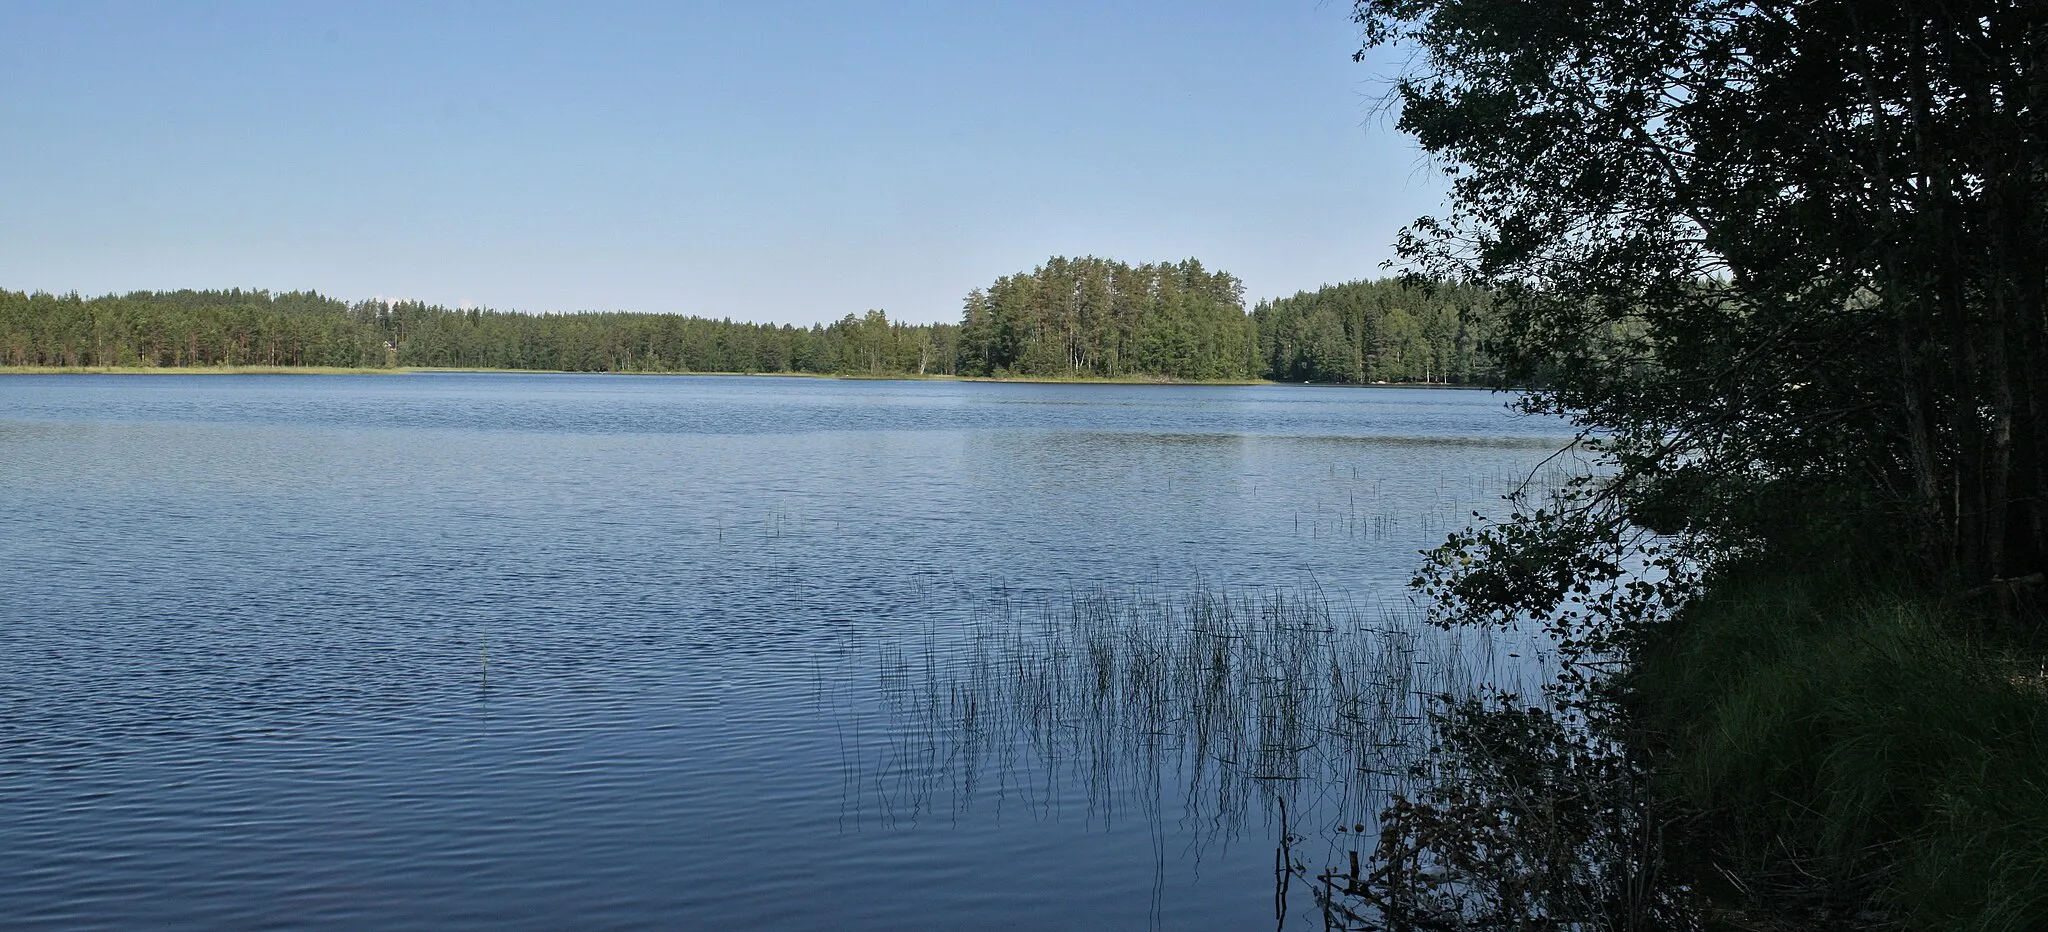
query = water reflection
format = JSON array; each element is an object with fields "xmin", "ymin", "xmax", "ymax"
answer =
[{"xmin": 832, "ymin": 586, "xmax": 1553, "ymax": 928}]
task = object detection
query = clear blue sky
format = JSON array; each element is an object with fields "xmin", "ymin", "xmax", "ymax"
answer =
[{"xmin": 0, "ymin": 1, "xmax": 1441, "ymax": 325}]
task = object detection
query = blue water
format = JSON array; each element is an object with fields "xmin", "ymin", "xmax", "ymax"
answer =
[{"xmin": 0, "ymin": 374, "xmax": 1568, "ymax": 929}]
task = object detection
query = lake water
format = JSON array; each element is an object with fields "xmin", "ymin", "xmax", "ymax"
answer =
[{"xmin": 0, "ymin": 374, "xmax": 1570, "ymax": 929}]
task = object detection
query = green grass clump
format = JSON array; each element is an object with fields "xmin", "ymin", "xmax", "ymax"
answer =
[{"xmin": 1632, "ymin": 566, "xmax": 2048, "ymax": 930}]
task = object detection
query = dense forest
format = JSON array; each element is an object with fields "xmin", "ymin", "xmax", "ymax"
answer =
[
  {"xmin": 0, "ymin": 288, "xmax": 960, "ymax": 376},
  {"xmin": 1252, "ymin": 279, "xmax": 1496, "ymax": 383},
  {"xmin": 1, "ymin": 269, "xmax": 1500, "ymax": 384},
  {"xmin": 956, "ymin": 257, "xmax": 1259, "ymax": 380}
]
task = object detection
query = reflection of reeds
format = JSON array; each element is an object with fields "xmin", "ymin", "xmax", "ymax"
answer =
[{"xmin": 846, "ymin": 585, "xmax": 1549, "ymax": 856}]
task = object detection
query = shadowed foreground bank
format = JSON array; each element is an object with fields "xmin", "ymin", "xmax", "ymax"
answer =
[
  {"xmin": 1265, "ymin": 561, "xmax": 2048, "ymax": 931},
  {"xmin": 1630, "ymin": 564, "xmax": 2048, "ymax": 930}
]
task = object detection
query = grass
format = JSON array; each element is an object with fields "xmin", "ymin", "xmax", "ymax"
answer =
[
  {"xmin": 840, "ymin": 584, "xmax": 1549, "ymax": 848},
  {"xmin": 1631, "ymin": 564, "xmax": 2048, "ymax": 930}
]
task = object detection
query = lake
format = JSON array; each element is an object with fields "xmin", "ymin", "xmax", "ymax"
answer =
[{"xmin": 0, "ymin": 374, "xmax": 1570, "ymax": 929}]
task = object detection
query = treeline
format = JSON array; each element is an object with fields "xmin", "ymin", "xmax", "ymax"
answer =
[
  {"xmin": 0, "ymin": 288, "xmax": 387, "ymax": 369},
  {"xmin": 1253, "ymin": 279, "xmax": 1496, "ymax": 383},
  {"xmin": 391, "ymin": 305, "xmax": 958, "ymax": 375},
  {"xmin": 1, "ymin": 267, "xmax": 1502, "ymax": 382},
  {"xmin": 0, "ymin": 289, "xmax": 960, "ymax": 376},
  {"xmin": 954, "ymin": 258, "xmax": 1499, "ymax": 382},
  {"xmin": 957, "ymin": 257, "xmax": 1259, "ymax": 380}
]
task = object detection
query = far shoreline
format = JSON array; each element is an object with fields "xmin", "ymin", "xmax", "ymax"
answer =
[{"xmin": 0, "ymin": 364, "xmax": 1499, "ymax": 389}]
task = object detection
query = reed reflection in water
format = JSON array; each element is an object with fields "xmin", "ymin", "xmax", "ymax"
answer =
[{"xmin": 828, "ymin": 585, "xmax": 1551, "ymax": 927}]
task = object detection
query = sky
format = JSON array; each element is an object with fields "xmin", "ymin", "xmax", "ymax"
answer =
[{"xmin": 0, "ymin": 1, "xmax": 1444, "ymax": 326}]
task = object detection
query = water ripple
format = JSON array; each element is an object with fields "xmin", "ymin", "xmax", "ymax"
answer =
[{"xmin": 0, "ymin": 375, "xmax": 1570, "ymax": 929}]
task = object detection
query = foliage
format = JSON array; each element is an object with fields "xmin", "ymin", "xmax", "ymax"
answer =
[
  {"xmin": 0, "ymin": 288, "xmax": 959, "ymax": 376},
  {"xmin": 1632, "ymin": 564, "xmax": 2048, "ymax": 930},
  {"xmin": 1305, "ymin": 695, "xmax": 1701, "ymax": 931},
  {"xmin": 1253, "ymin": 279, "xmax": 1499, "ymax": 384},
  {"xmin": 1348, "ymin": 1, "xmax": 2048, "ymax": 925},
  {"xmin": 958, "ymin": 256, "xmax": 1259, "ymax": 380},
  {"xmin": 1413, "ymin": 485, "xmax": 1709, "ymax": 708},
  {"xmin": 1357, "ymin": 0, "xmax": 2048, "ymax": 599},
  {"xmin": 4, "ymin": 268, "xmax": 1508, "ymax": 385},
  {"xmin": 0, "ymin": 288, "xmax": 385, "ymax": 369}
]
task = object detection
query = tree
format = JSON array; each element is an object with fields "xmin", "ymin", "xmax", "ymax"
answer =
[
  {"xmin": 1253, "ymin": 279, "xmax": 1498, "ymax": 383},
  {"xmin": 0, "ymin": 288, "xmax": 962, "ymax": 377},
  {"xmin": 1358, "ymin": 0, "xmax": 2048, "ymax": 622},
  {"xmin": 955, "ymin": 257, "xmax": 1256, "ymax": 381}
]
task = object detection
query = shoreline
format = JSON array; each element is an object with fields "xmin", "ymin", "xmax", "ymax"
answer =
[{"xmin": 0, "ymin": 365, "xmax": 1497, "ymax": 389}]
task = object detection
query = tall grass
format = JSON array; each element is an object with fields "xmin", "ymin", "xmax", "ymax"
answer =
[
  {"xmin": 1632, "ymin": 568, "xmax": 2048, "ymax": 930},
  {"xmin": 842, "ymin": 584, "xmax": 1550, "ymax": 863}
]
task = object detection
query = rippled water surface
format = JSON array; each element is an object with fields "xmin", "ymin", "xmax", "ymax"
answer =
[{"xmin": 0, "ymin": 374, "xmax": 1570, "ymax": 929}]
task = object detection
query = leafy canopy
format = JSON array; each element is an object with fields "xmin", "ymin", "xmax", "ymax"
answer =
[{"xmin": 1360, "ymin": 0, "xmax": 2048, "ymax": 632}]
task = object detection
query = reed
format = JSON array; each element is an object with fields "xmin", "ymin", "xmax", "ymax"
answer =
[{"xmin": 842, "ymin": 583, "xmax": 1550, "ymax": 859}]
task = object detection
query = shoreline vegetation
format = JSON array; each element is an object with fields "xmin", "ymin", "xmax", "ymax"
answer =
[
  {"xmin": 1632, "ymin": 560, "xmax": 2048, "ymax": 928},
  {"xmin": 0, "ymin": 363, "xmax": 1481, "ymax": 388},
  {"xmin": 0, "ymin": 259, "xmax": 1504, "ymax": 386},
  {"xmin": 1343, "ymin": 0, "xmax": 2048, "ymax": 928}
]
